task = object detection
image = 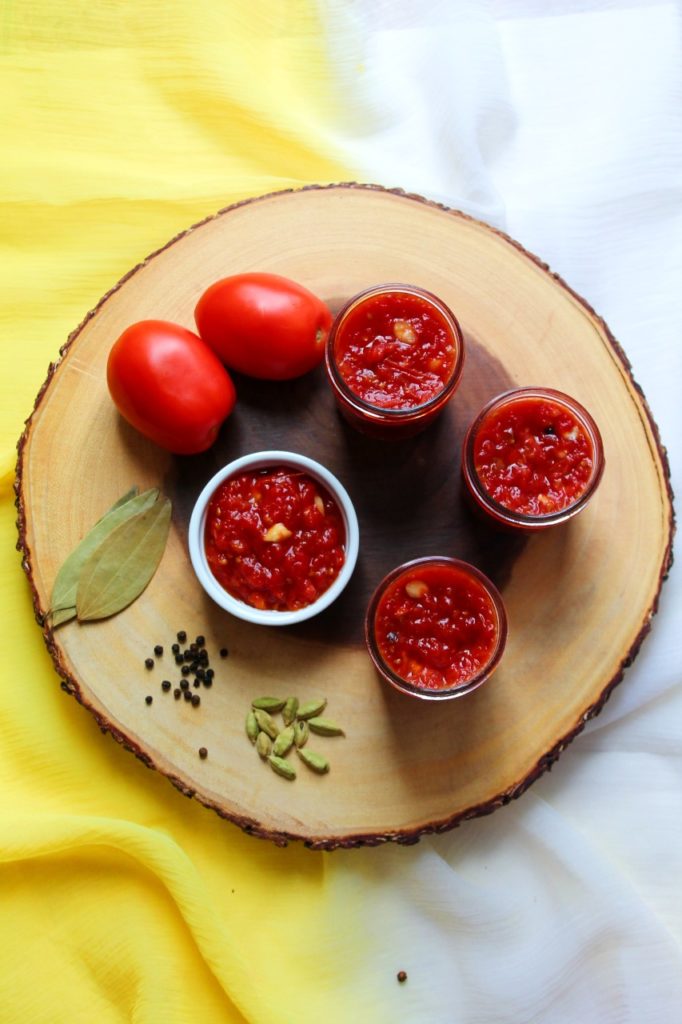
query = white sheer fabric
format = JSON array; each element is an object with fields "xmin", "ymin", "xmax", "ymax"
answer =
[{"xmin": 319, "ymin": 2, "xmax": 682, "ymax": 1020}]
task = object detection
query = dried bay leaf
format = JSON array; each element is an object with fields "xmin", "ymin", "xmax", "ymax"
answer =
[
  {"xmin": 105, "ymin": 486, "xmax": 140, "ymax": 514},
  {"xmin": 50, "ymin": 487, "xmax": 159, "ymax": 626},
  {"xmin": 50, "ymin": 604, "xmax": 77, "ymax": 630},
  {"xmin": 75, "ymin": 495, "xmax": 171, "ymax": 621}
]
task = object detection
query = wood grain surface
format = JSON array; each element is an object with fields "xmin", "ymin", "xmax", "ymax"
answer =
[{"xmin": 16, "ymin": 184, "xmax": 674, "ymax": 848}]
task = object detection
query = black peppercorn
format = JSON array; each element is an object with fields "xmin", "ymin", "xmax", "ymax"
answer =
[
  {"xmin": 196, "ymin": 635, "xmax": 205, "ymax": 647},
  {"xmin": 161, "ymin": 680, "xmax": 171, "ymax": 692},
  {"xmin": 183, "ymin": 690, "xmax": 192, "ymax": 702},
  {"xmin": 174, "ymin": 654, "xmax": 183, "ymax": 666},
  {"xmin": 177, "ymin": 630, "xmax": 187, "ymax": 642},
  {"xmin": 220, "ymin": 648, "xmax": 228, "ymax": 658},
  {"xmin": 203, "ymin": 677, "xmax": 212, "ymax": 688},
  {"xmin": 193, "ymin": 680, "xmax": 201, "ymax": 688},
  {"xmin": 153, "ymin": 645, "xmax": 163, "ymax": 657},
  {"xmin": 181, "ymin": 665, "xmax": 190, "ymax": 677},
  {"xmin": 205, "ymin": 668, "xmax": 214, "ymax": 680},
  {"xmin": 173, "ymin": 688, "xmax": 181, "ymax": 700},
  {"xmin": 199, "ymin": 747, "xmax": 208, "ymax": 759},
  {"xmin": 191, "ymin": 694, "xmax": 200, "ymax": 707},
  {"xmin": 171, "ymin": 643, "xmax": 180, "ymax": 654},
  {"xmin": 397, "ymin": 971, "xmax": 407, "ymax": 984},
  {"xmin": 180, "ymin": 679, "xmax": 189, "ymax": 691},
  {"xmin": 145, "ymin": 695, "xmax": 153, "ymax": 705},
  {"xmin": 144, "ymin": 658, "xmax": 154, "ymax": 670}
]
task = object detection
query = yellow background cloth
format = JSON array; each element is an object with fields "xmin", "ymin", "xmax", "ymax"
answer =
[{"xmin": 0, "ymin": 5, "xmax": 393, "ymax": 1022}]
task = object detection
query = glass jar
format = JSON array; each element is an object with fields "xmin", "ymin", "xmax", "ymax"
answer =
[
  {"xmin": 325, "ymin": 284, "xmax": 464, "ymax": 439},
  {"xmin": 461, "ymin": 387, "xmax": 605, "ymax": 531},
  {"xmin": 365, "ymin": 556, "xmax": 507, "ymax": 701}
]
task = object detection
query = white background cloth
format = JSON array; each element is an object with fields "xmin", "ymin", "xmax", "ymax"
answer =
[{"xmin": 319, "ymin": 2, "xmax": 682, "ymax": 1020}]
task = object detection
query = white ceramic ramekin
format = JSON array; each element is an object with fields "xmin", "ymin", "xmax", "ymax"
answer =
[{"xmin": 188, "ymin": 450, "xmax": 359, "ymax": 626}]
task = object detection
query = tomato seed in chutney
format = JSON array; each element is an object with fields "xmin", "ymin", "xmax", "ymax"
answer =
[
  {"xmin": 473, "ymin": 395, "xmax": 595, "ymax": 516},
  {"xmin": 204, "ymin": 467, "xmax": 346, "ymax": 612},
  {"xmin": 372, "ymin": 561, "xmax": 503, "ymax": 692}
]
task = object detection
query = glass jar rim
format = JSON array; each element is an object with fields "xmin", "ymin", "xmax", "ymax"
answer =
[
  {"xmin": 365, "ymin": 555, "xmax": 508, "ymax": 701},
  {"xmin": 325, "ymin": 283, "xmax": 465, "ymax": 422},
  {"xmin": 462, "ymin": 387, "xmax": 605, "ymax": 528}
]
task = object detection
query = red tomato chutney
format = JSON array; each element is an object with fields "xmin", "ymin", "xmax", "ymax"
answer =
[
  {"xmin": 471, "ymin": 394, "xmax": 596, "ymax": 517},
  {"xmin": 369, "ymin": 560, "xmax": 506, "ymax": 693},
  {"xmin": 204, "ymin": 466, "xmax": 346, "ymax": 612},
  {"xmin": 332, "ymin": 288, "xmax": 460, "ymax": 411}
]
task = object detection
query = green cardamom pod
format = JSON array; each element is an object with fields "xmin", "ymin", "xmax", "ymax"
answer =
[
  {"xmin": 255, "ymin": 731, "xmax": 272, "ymax": 759},
  {"xmin": 294, "ymin": 720, "xmax": 309, "ymax": 748},
  {"xmin": 251, "ymin": 696, "xmax": 287, "ymax": 713},
  {"xmin": 297, "ymin": 698, "xmax": 327, "ymax": 720},
  {"xmin": 245, "ymin": 710, "xmax": 259, "ymax": 744},
  {"xmin": 272, "ymin": 724, "xmax": 295, "ymax": 758},
  {"xmin": 308, "ymin": 717, "xmax": 345, "ymax": 737},
  {"xmin": 297, "ymin": 748, "xmax": 330, "ymax": 774},
  {"xmin": 282, "ymin": 696, "xmax": 299, "ymax": 725},
  {"xmin": 268, "ymin": 754, "xmax": 296, "ymax": 780},
  {"xmin": 254, "ymin": 709, "xmax": 279, "ymax": 739}
]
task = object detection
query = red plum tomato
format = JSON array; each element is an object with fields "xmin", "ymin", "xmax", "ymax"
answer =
[
  {"xmin": 107, "ymin": 320, "xmax": 236, "ymax": 454},
  {"xmin": 194, "ymin": 272, "xmax": 332, "ymax": 380}
]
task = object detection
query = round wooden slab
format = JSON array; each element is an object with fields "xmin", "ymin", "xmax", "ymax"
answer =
[{"xmin": 16, "ymin": 184, "xmax": 673, "ymax": 849}]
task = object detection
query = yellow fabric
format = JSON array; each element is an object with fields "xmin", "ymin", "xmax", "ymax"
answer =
[{"xmin": 0, "ymin": 5, "xmax": 384, "ymax": 1022}]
